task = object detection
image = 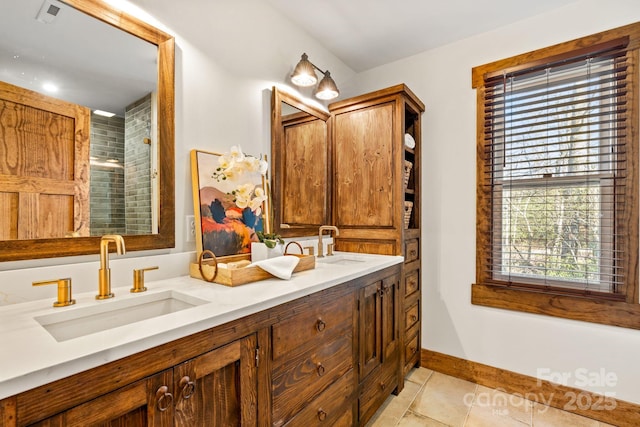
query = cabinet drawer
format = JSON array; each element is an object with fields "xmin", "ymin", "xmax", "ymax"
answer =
[
  {"xmin": 404, "ymin": 331, "xmax": 420, "ymax": 375},
  {"xmin": 405, "ymin": 269, "xmax": 419, "ymax": 298},
  {"xmin": 359, "ymin": 359, "xmax": 398, "ymax": 423},
  {"xmin": 272, "ymin": 333, "xmax": 353, "ymax": 425},
  {"xmin": 358, "ymin": 353, "xmax": 400, "ymax": 425},
  {"xmin": 272, "ymin": 292, "xmax": 353, "ymax": 361},
  {"xmin": 283, "ymin": 369, "xmax": 354, "ymax": 427},
  {"xmin": 404, "ymin": 331, "xmax": 419, "ymax": 361},
  {"xmin": 404, "ymin": 300, "xmax": 419, "ymax": 331},
  {"xmin": 405, "ymin": 239, "xmax": 419, "ymax": 262}
]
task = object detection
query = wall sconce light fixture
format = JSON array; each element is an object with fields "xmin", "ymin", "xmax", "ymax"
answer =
[{"xmin": 291, "ymin": 53, "xmax": 340, "ymax": 100}]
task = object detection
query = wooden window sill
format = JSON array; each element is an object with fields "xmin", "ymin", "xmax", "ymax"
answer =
[{"xmin": 472, "ymin": 283, "xmax": 640, "ymax": 330}]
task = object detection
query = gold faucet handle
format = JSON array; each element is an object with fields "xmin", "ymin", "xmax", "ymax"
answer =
[
  {"xmin": 302, "ymin": 245, "xmax": 315, "ymax": 256},
  {"xmin": 33, "ymin": 278, "xmax": 75, "ymax": 307},
  {"xmin": 327, "ymin": 243, "xmax": 335, "ymax": 256},
  {"xmin": 131, "ymin": 266, "xmax": 159, "ymax": 293}
]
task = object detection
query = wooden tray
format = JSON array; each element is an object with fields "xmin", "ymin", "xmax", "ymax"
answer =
[{"xmin": 189, "ymin": 253, "xmax": 315, "ymax": 286}]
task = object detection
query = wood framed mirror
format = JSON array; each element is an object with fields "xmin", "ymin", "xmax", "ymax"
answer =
[
  {"xmin": 0, "ymin": 0, "xmax": 175, "ymax": 261},
  {"xmin": 271, "ymin": 87, "xmax": 330, "ymax": 238}
]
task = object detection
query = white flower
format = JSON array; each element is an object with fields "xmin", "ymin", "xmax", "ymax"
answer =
[
  {"xmin": 235, "ymin": 182, "xmax": 255, "ymax": 199},
  {"xmin": 245, "ymin": 157, "xmax": 261, "ymax": 172},
  {"xmin": 223, "ymin": 168, "xmax": 236, "ymax": 180},
  {"xmin": 218, "ymin": 154, "xmax": 233, "ymax": 170},
  {"xmin": 235, "ymin": 195, "xmax": 249, "ymax": 209},
  {"xmin": 212, "ymin": 147, "xmax": 270, "ymax": 214},
  {"xmin": 258, "ymin": 159, "xmax": 268, "ymax": 175},
  {"xmin": 249, "ymin": 195, "xmax": 265, "ymax": 212},
  {"xmin": 241, "ymin": 157, "xmax": 267, "ymax": 175},
  {"xmin": 229, "ymin": 145, "xmax": 245, "ymax": 163}
]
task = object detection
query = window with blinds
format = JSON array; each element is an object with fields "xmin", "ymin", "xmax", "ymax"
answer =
[{"xmin": 480, "ymin": 38, "xmax": 633, "ymax": 298}]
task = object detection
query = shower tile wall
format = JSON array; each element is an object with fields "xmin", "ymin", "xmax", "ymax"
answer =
[
  {"xmin": 90, "ymin": 115, "xmax": 126, "ymax": 236},
  {"xmin": 124, "ymin": 94, "xmax": 153, "ymax": 235}
]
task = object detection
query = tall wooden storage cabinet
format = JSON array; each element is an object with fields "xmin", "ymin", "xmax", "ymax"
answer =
[{"xmin": 329, "ymin": 83, "xmax": 424, "ymax": 381}]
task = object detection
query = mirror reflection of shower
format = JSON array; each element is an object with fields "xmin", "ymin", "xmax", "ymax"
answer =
[{"xmin": 89, "ymin": 92, "xmax": 155, "ymax": 236}]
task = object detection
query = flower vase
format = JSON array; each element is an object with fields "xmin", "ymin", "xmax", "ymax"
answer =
[{"xmin": 251, "ymin": 241, "xmax": 284, "ymax": 262}]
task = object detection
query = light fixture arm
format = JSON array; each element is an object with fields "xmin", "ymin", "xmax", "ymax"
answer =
[{"xmin": 306, "ymin": 59, "xmax": 330, "ymax": 78}]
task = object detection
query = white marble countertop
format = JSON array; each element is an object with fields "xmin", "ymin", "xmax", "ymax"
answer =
[{"xmin": 0, "ymin": 252, "xmax": 402, "ymax": 400}]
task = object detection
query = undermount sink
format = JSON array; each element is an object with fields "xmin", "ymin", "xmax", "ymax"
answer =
[
  {"xmin": 316, "ymin": 254, "xmax": 369, "ymax": 265},
  {"xmin": 35, "ymin": 290, "xmax": 208, "ymax": 342}
]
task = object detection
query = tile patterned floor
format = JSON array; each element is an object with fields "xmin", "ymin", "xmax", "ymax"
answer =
[{"xmin": 366, "ymin": 368, "xmax": 615, "ymax": 427}]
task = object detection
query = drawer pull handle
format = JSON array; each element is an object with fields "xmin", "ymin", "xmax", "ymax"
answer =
[
  {"xmin": 380, "ymin": 381, "xmax": 386, "ymax": 391},
  {"xmin": 411, "ymin": 314, "xmax": 418, "ymax": 322},
  {"xmin": 410, "ymin": 346, "xmax": 417, "ymax": 355},
  {"xmin": 156, "ymin": 385, "xmax": 173, "ymax": 412},
  {"xmin": 317, "ymin": 409, "xmax": 327, "ymax": 421},
  {"xmin": 179, "ymin": 375, "xmax": 196, "ymax": 399},
  {"xmin": 316, "ymin": 319, "xmax": 326, "ymax": 332},
  {"xmin": 316, "ymin": 363, "xmax": 326, "ymax": 377}
]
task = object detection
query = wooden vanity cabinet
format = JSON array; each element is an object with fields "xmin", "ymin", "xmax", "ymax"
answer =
[
  {"xmin": 330, "ymin": 84, "xmax": 424, "ymax": 382},
  {"xmin": 29, "ymin": 369, "xmax": 174, "ymax": 427},
  {"xmin": 4, "ymin": 317, "xmax": 267, "ymax": 427},
  {"xmin": 357, "ymin": 272, "xmax": 401, "ymax": 425},
  {"xmin": 329, "ymin": 84, "xmax": 424, "ymax": 256},
  {"xmin": 271, "ymin": 284, "xmax": 357, "ymax": 426},
  {"xmin": 19, "ymin": 334, "xmax": 259, "ymax": 427},
  {"xmin": 173, "ymin": 335, "xmax": 258, "ymax": 426},
  {"xmin": 403, "ymin": 253, "xmax": 422, "ymax": 376},
  {"xmin": 0, "ymin": 264, "xmax": 403, "ymax": 427}
]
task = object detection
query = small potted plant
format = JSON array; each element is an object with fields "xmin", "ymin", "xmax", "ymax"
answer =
[{"xmin": 251, "ymin": 231, "xmax": 285, "ymax": 262}]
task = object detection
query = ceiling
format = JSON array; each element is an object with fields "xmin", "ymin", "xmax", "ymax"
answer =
[
  {"xmin": 1, "ymin": 0, "xmax": 580, "ymax": 115},
  {"xmin": 265, "ymin": 0, "xmax": 578, "ymax": 72},
  {"xmin": 0, "ymin": 0, "xmax": 157, "ymax": 116}
]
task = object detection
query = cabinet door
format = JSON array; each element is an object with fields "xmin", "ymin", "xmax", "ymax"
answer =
[
  {"xmin": 358, "ymin": 280, "xmax": 382, "ymax": 381},
  {"xmin": 381, "ymin": 274, "xmax": 400, "ymax": 361},
  {"xmin": 334, "ymin": 103, "xmax": 395, "ymax": 229},
  {"xmin": 30, "ymin": 370, "xmax": 173, "ymax": 427},
  {"xmin": 174, "ymin": 334, "xmax": 258, "ymax": 427}
]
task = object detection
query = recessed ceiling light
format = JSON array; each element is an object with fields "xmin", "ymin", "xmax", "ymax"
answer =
[
  {"xmin": 93, "ymin": 110, "xmax": 116, "ymax": 117},
  {"xmin": 42, "ymin": 82, "xmax": 58, "ymax": 92}
]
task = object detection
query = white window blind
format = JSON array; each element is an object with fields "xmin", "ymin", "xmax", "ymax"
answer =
[{"xmin": 482, "ymin": 39, "xmax": 630, "ymax": 297}]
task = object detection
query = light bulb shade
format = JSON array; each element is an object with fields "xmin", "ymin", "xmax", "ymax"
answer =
[
  {"xmin": 291, "ymin": 53, "xmax": 318, "ymax": 87},
  {"xmin": 314, "ymin": 72, "xmax": 339, "ymax": 100}
]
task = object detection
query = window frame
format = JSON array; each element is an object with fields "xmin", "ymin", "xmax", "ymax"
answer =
[{"xmin": 472, "ymin": 23, "xmax": 640, "ymax": 329}]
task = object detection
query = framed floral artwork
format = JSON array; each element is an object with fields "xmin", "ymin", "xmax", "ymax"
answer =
[{"xmin": 190, "ymin": 148, "xmax": 268, "ymax": 257}]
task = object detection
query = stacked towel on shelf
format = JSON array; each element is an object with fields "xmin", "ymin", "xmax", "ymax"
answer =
[{"xmin": 404, "ymin": 133, "xmax": 416, "ymax": 149}]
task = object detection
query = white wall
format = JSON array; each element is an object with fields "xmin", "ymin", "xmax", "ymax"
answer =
[{"xmin": 349, "ymin": 0, "xmax": 640, "ymax": 405}]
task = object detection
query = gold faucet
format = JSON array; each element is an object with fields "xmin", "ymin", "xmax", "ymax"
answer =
[
  {"xmin": 318, "ymin": 225, "xmax": 339, "ymax": 258},
  {"xmin": 97, "ymin": 235, "xmax": 126, "ymax": 299}
]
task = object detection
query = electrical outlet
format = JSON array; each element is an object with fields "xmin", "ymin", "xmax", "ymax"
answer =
[{"xmin": 186, "ymin": 215, "xmax": 195, "ymax": 242}]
